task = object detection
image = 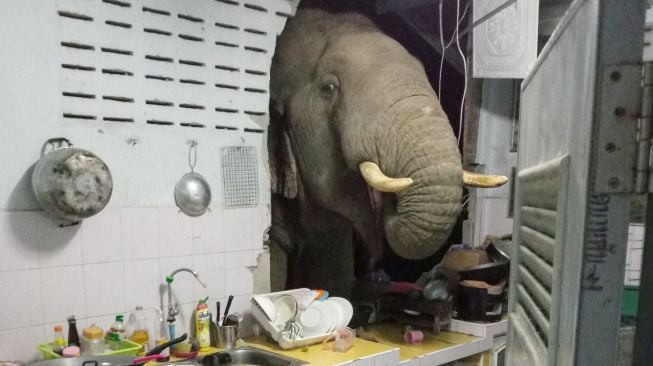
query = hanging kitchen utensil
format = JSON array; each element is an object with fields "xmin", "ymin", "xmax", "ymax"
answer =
[
  {"xmin": 32, "ymin": 138, "xmax": 113, "ymax": 226},
  {"xmin": 174, "ymin": 141, "xmax": 211, "ymax": 217}
]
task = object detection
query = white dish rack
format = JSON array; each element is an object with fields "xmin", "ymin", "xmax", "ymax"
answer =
[{"xmin": 250, "ymin": 288, "xmax": 350, "ymax": 349}]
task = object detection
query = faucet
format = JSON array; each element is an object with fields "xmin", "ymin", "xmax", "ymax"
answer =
[{"xmin": 166, "ymin": 268, "xmax": 207, "ymax": 324}]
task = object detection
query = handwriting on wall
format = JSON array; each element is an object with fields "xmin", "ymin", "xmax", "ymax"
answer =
[{"xmin": 582, "ymin": 193, "xmax": 615, "ymax": 291}]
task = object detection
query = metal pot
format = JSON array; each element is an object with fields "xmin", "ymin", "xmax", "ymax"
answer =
[{"xmin": 32, "ymin": 138, "xmax": 113, "ymax": 226}]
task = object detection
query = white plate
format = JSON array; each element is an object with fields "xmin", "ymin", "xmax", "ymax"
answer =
[
  {"xmin": 328, "ymin": 297, "xmax": 353, "ymax": 329},
  {"xmin": 297, "ymin": 301, "xmax": 337, "ymax": 337}
]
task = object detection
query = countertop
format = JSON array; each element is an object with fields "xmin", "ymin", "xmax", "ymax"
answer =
[{"xmin": 241, "ymin": 335, "xmax": 398, "ymax": 365}]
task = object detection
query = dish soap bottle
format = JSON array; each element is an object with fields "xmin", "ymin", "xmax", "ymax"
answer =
[
  {"xmin": 195, "ymin": 297, "xmax": 211, "ymax": 351},
  {"xmin": 107, "ymin": 314, "xmax": 126, "ymax": 350},
  {"xmin": 128, "ymin": 306, "xmax": 150, "ymax": 355}
]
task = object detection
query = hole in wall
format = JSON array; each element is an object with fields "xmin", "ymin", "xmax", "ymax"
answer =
[
  {"xmin": 180, "ymin": 79, "xmax": 206, "ymax": 85},
  {"xmin": 215, "ymin": 65, "xmax": 240, "ymax": 72},
  {"xmin": 179, "ymin": 103, "xmax": 205, "ymax": 110},
  {"xmin": 147, "ymin": 119, "xmax": 174, "ymax": 126},
  {"xmin": 179, "ymin": 59, "xmax": 205, "ymax": 67},
  {"xmin": 102, "ymin": 0, "xmax": 131, "ymax": 7},
  {"xmin": 244, "ymin": 28, "xmax": 267, "ymax": 35},
  {"xmin": 178, "ymin": 14, "xmax": 204, "ymax": 23},
  {"xmin": 216, "ymin": 125, "xmax": 239, "ymax": 131},
  {"xmin": 244, "ymin": 111, "xmax": 266, "ymax": 116},
  {"xmin": 215, "ymin": 22, "xmax": 239, "ymax": 30},
  {"xmin": 244, "ymin": 3, "xmax": 267, "ymax": 12},
  {"xmin": 144, "ymin": 28, "xmax": 172, "ymax": 36},
  {"xmin": 244, "ymin": 87, "xmax": 267, "ymax": 94},
  {"xmin": 105, "ymin": 20, "xmax": 132, "ymax": 28},
  {"xmin": 103, "ymin": 117, "xmax": 134, "ymax": 122},
  {"xmin": 216, "ymin": 107, "xmax": 239, "ymax": 113},
  {"xmin": 63, "ymin": 92, "xmax": 96, "ymax": 99},
  {"xmin": 215, "ymin": 83, "xmax": 239, "ymax": 90},
  {"xmin": 245, "ymin": 69, "xmax": 267, "ymax": 76},
  {"xmin": 62, "ymin": 64, "xmax": 95, "ymax": 71},
  {"xmin": 145, "ymin": 75, "xmax": 174, "ymax": 81},
  {"xmin": 244, "ymin": 128, "xmax": 264, "ymax": 133},
  {"xmin": 179, "ymin": 34, "xmax": 204, "ymax": 42},
  {"xmin": 143, "ymin": 6, "xmax": 170, "ymax": 16},
  {"xmin": 103, "ymin": 95, "xmax": 134, "ymax": 103},
  {"xmin": 58, "ymin": 11, "xmax": 93, "ymax": 21},
  {"xmin": 60, "ymin": 42, "xmax": 95, "ymax": 50},
  {"xmin": 146, "ymin": 99, "xmax": 174, "ymax": 107},
  {"xmin": 63, "ymin": 113, "xmax": 96, "ymax": 120},
  {"xmin": 216, "ymin": 0, "xmax": 239, "ymax": 5},
  {"xmin": 145, "ymin": 54, "xmax": 174, "ymax": 63},
  {"xmin": 180, "ymin": 122, "xmax": 206, "ymax": 128},
  {"xmin": 101, "ymin": 47, "xmax": 133, "ymax": 55},
  {"xmin": 244, "ymin": 46, "xmax": 267, "ymax": 54},
  {"xmin": 102, "ymin": 68, "xmax": 134, "ymax": 76},
  {"xmin": 215, "ymin": 41, "xmax": 239, "ymax": 48}
]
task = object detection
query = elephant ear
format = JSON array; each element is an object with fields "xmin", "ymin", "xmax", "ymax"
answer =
[{"xmin": 268, "ymin": 102, "xmax": 298, "ymax": 199}]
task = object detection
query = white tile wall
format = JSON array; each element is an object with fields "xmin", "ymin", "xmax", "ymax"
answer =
[{"xmin": 0, "ymin": 206, "xmax": 267, "ymax": 362}]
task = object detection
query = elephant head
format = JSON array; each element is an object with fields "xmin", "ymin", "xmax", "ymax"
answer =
[{"xmin": 268, "ymin": 9, "xmax": 505, "ymax": 293}]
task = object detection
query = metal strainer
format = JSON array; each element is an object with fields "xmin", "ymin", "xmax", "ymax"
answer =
[{"xmin": 174, "ymin": 141, "xmax": 211, "ymax": 217}]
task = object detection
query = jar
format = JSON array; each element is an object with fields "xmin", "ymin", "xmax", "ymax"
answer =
[{"xmin": 81, "ymin": 326, "xmax": 106, "ymax": 355}]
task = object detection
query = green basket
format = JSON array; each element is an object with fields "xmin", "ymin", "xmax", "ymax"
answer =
[{"xmin": 38, "ymin": 339, "xmax": 142, "ymax": 360}]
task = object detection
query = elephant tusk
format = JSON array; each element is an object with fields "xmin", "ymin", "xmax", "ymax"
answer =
[
  {"xmin": 359, "ymin": 162, "xmax": 413, "ymax": 193},
  {"xmin": 463, "ymin": 170, "xmax": 508, "ymax": 188}
]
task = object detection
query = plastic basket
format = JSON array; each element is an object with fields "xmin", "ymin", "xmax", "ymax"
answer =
[{"xmin": 38, "ymin": 339, "xmax": 142, "ymax": 360}]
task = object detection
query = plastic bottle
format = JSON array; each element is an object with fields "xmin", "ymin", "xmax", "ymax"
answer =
[
  {"xmin": 106, "ymin": 314, "xmax": 126, "ymax": 350},
  {"xmin": 67, "ymin": 316, "xmax": 80, "ymax": 347},
  {"xmin": 154, "ymin": 308, "xmax": 170, "ymax": 358},
  {"xmin": 195, "ymin": 297, "xmax": 211, "ymax": 351},
  {"xmin": 52, "ymin": 325, "xmax": 66, "ymax": 355},
  {"xmin": 127, "ymin": 306, "xmax": 150, "ymax": 354}
]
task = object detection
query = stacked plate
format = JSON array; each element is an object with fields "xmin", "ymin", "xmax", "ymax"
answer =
[{"xmin": 252, "ymin": 294, "xmax": 354, "ymax": 338}]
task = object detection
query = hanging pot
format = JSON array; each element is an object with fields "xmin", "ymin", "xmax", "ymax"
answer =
[
  {"xmin": 174, "ymin": 141, "xmax": 211, "ymax": 217},
  {"xmin": 32, "ymin": 138, "xmax": 113, "ymax": 226}
]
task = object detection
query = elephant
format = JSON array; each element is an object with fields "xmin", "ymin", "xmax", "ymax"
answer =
[{"xmin": 267, "ymin": 8, "xmax": 505, "ymax": 297}]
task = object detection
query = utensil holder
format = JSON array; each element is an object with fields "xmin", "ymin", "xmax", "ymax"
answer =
[{"xmin": 215, "ymin": 325, "xmax": 239, "ymax": 349}]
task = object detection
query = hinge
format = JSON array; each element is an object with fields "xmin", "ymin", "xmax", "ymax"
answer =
[
  {"xmin": 636, "ymin": 62, "xmax": 653, "ymax": 193},
  {"xmin": 593, "ymin": 64, "xmax": 641, "ymax": 193}
]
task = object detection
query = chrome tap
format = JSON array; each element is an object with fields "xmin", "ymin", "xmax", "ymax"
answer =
[{"xmin": 166, "ymin": 267, "xmax": 207, "ymax": 323}]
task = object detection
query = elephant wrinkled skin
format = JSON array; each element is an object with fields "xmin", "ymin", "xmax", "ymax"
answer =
[{"xmin": 268, "ymin": 9, "xmax": 464, "ymax": 297}]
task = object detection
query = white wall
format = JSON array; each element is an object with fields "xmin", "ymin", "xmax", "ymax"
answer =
[
  {"xmin": 0, "ymin": 0, "xmax": 298, "ymax": 361},
  {"xmin": 470, "ymin": 79, "xmax": 518, "ymax": 247}
]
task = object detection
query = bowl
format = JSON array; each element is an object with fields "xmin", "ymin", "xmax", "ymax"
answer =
[{"xmin": 273, "ymin": 294, "xmax": 298, "ymax": 325}]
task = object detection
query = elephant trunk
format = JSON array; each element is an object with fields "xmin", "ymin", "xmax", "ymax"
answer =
[{"xmin": 368, "ymin": 98, "xmax": 462, "ymax": 260}]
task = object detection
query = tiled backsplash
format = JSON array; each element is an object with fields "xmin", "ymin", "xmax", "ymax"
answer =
[{"xmin": 0, "ymin": 206, "xmax": 268, "ymax": 361}]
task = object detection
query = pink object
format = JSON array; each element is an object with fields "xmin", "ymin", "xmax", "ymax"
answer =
[
  {"xmin": 132, "ymin": 354, "xmax": 166, "ymax": 364},
  {"xmin": 403, "ymin": 330, "xmax": 424, "ymax": 344},
  {"xmin": 62, "ymin": 346, "xmax": 80, "ymax": 357}
]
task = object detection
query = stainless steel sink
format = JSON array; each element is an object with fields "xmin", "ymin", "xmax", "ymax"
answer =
[{"xmin": 201, "ymin": 346, "xmax": 308, "ymax": 366}]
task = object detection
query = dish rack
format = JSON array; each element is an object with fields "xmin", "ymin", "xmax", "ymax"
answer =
[
  {"xmin": 37, "ymin": 339, "xmax": 142, "ymax": 359},
  {"xmin": 251, "ymin": 289, "xmax": 339, "ymax": 350}
]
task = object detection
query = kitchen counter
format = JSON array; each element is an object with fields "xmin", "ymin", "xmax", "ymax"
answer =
[
  {"xmin": 189, "ymin": 319, "xmax": 506, "ymax": 365},
  {"xmin": 365, "ymin": 320, "xmax": 507, "ymax": 365},
  {"xmin": 241, "ymin": 335, "xmax": 399, "ymax": 365}
]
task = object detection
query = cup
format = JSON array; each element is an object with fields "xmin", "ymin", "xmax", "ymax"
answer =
[{"xmin": 217, "ymin": 325, "xmax": 239, "ymax": 349}]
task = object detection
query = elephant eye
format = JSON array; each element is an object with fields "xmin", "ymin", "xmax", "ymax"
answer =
[{"xmin": 321, "ymin": 83, "xmax": 336, "ymax": 93}]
